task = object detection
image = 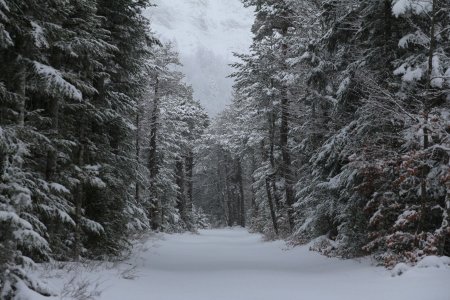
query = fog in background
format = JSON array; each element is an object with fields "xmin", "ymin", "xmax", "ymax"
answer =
[{"xmin": 146, "ymin": 0, "xmax": 254, "ymax": 116}]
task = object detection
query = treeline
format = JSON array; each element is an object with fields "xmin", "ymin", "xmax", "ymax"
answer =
[
  {"xmin": 0, "ymin": 0, "xmax": 207, "ymax": 298},
  {"xmin": 194, "ymin": 0, "xmax": 450, "ymax": 267}
]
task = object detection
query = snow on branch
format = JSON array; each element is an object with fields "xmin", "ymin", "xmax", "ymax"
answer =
[
  {"xmin": 393, "ymin": 0, "xmax": 433, "ymax": 17},
  {"xmin": 32, "ymin": 61, "xmax": 83, "ymax": 101}
]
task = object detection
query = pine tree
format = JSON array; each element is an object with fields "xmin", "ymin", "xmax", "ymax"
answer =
[{"xmin": 142, "ymin": 43, "xmax": 208, "ymax": 232}]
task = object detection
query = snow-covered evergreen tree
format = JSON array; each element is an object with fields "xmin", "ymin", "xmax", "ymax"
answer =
[{"xmin": 196, "ymin": 0, "xmax": 450, "ymax": 265}]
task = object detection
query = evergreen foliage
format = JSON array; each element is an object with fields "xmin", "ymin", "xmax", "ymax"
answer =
[
  {"xmin": 194, "ymin": 0, "xmax": 450, "ymax": 267},
  {"xmin": 0, "ymin": 1, "xmax": 208, "ymax": 298},
  {"xmin": 1, "ymin": 2, "xmax": 449, "ymax": 298}
]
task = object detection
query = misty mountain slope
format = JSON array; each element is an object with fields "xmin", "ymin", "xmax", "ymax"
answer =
[{"xmin": 146, "ymin": 0, "xmax": 254, "ymax": 116}]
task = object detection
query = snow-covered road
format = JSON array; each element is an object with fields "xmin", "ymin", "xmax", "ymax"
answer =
[
  {"xmin": 37, "ymin": 228, "xmax": 450, "ymax": 300},
  {"xmin": 95, "ymin": 228, "xmax": 449, "ymax": 300}
]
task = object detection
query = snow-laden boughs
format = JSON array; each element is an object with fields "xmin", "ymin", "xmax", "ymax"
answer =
[
  {"xmin": 360, "ymin": 0, "xmax": 450, "ymax": 266},
  {"xmin": 0, "ymin": 127, "xmax": 55, "ymax": 299},
  {"xmin": 0, "ymin": 0, "xmax": 188, "ymax": 297},
  {"xmin": 139, "ymin": 43, "xmax": 209, "ymax": 232},
  {"xmin": 194, "ymin": 0, "xmax": 450, "ymax": 267},
  {"xmin": 32, "ymin": 61, "xmax": 83, "ymax": 101}
]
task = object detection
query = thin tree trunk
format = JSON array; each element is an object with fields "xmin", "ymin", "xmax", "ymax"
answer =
[
  {"xmin": 185, "ymin": 150, "xmax": 194, "ymax": 213},
  {"xmin": 176, "ymin": 158, "xmax": 187, "ymax": 225},
  {"xmin": 269, "ymin": 111, "xmax": 282, "ymax": 210},
  {"xmin": 261, "ymin": 140, "xmax": 278, "ymax": 231},
  {"xmin": 223, "ymin": 158, "xmax": 233, "ymax": 226},
  {"xmin": 216, "ymin": 157, "xmax": 229, "ymax": 225},
  {"xmin": 149, "ymin": 77, "xmax": 161, "ymax": 230},
  {"xmin": 426, "ymin": 0, "xmax": 437, "ymax": 93},
  {"xmin": 265, "ymin": 177, "xmax": 278, "ymax": 236},
  {"xmin": 135, "ymin": 110, "xmax": 141, "ymax": 203},
  {"xmin": 383, "ymin": 0, "xmax": 392, "ymax": 55},
  {"xmin": 280, "ymin": 27, "xmax": 295, "ymax": 232},
  {"xmin": 423, "ymin": 0, "xmax": 437, "ymax": 150},
  {"xmin": 236, "ymin": 159, "xmax": 245, "ymax": 227},
  {"xmin": 418, "ymin": 0, "xmax": 437, "ymax": 234},
  {"xmin": 442, "ymin": 187, "xmax": 450, "ymax": 255},
  {"xmin": 250, "ymin": 152, "xmax": 258, "ymax": 221},
  {"xmin": 46, "ymin": 97, "xmax": 59, "ymax": 181},
  {"xmin": 18, "ymin": 66, "xmax": 26, "ymax": 127},
  {"xmin": 74, "ymin": 120, "xmax": 85, "ymax": 260},
  {"xmin": 46, "ymin": 148, "xmax": 58, "ymax": 181},
  {"xmin": 280, "ymin": 81, "xmax": 295, "ymax": 232}
]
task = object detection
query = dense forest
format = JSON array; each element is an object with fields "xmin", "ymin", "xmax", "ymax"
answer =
[
  {"xmin": 194, "ymin": 0, "xmax": 450, "ymax": 266},
  {"xmin": 0, "ymin": 0, "xmax": 209, "ymax": 297},
  {"xmin": 0, "ymin": 0, "xmax": 449, "ymax": 299}
]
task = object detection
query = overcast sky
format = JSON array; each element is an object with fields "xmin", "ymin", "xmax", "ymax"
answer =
[{"xmin": 145, "ymin": 0, "xmax": 254, "ymax": 116}]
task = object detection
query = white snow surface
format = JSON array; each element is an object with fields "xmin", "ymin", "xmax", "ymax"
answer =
[
  {"xmin": 392, "ymin": 0, "xmax": 432, "ymax": 17},
  {"xmin": 30, "ymin": 228, "xmax": 450, "ymax": 300},
  {"xmin": 145, "ymin": 0, "xmax": 254, "ymax": 116}
]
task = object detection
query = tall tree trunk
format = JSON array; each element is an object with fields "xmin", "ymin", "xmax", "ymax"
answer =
[
  {"xmin": 423, "ymin": 0, "xmax": 437, "ymax": 150},
  {"xmin": 443, "ymin": 185, "xmax": 450, "ymax": 255},
  {"xmin": 149, "ymin": 77, "xmax": 161, "ymax": 230},
  {"xmin": 185, "ymin": 149, "xmax": 194, "ymax": 213},
  {"xmin": 418, "ymin": 0, "xmax": 437, "ymax": 234},
  {"xmin": 17, "ymin": 66, "xmax": 26, "ymax": 127},
  {"xmin": 426, "ymin": 0, "xmax": 437, "ymax": 93},
  {"xmin": 265, "ymin": 177, "xmax": 279, "ymax": 236},
  {"xmin": 236, "ymin": 158, "xmax": 245, "ymax": 227},
  {"xmin": 261, "ymin": 140, "xmax": 279, "ymax": 231},
  {"xmin": 175, "ymin": 158, "xmax": 187, "ymax": 225},
  {"xmin": 46, "ymin": 97, "xmax": 59, "ymax": 181},
  {"xmin": 223, "ymin": 156, "xmax": 233, "ymax": 226},
  {"xmin": 280, "ymin": 26, "xmax": 295, "ymax": 232},
  {"xmin": 216, "ymin": 157, "xmax": 228, "ymax": 225},
  {"xmin": 269, "ymin": 110, "xmax": 282, "ymax": 210},
  {"xmin": 135, "ymin": 110, "xmax": 141, "ymax": 203},
  {"xmin": 250, "ymin": 152, "xmax": 258, "ymax": 222},
  {"xmin": 74, "ymin": 120, "xmax": 85, "ymax": 260},
  {"xmin": 424, "ymin": 0, "xmax": 437, "ymax": 137},
  {"xmin": 383, "ymin": 0, "xmax": 392, "ymax": 56}
]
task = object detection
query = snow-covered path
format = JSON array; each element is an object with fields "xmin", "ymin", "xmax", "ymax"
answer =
[{"xmin": 92, "ymin": 228, "xmax": 449, "ymax": 300}]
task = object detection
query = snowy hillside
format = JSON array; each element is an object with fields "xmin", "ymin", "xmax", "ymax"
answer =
[{"xmin": 145, "ymin": 0, "xmax": 254, "ymax": 116}]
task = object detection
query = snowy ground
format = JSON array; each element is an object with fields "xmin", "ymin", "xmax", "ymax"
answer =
[{"xmin": 32, "ymin": 228, "xmax": 450, "ymax": 300}]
